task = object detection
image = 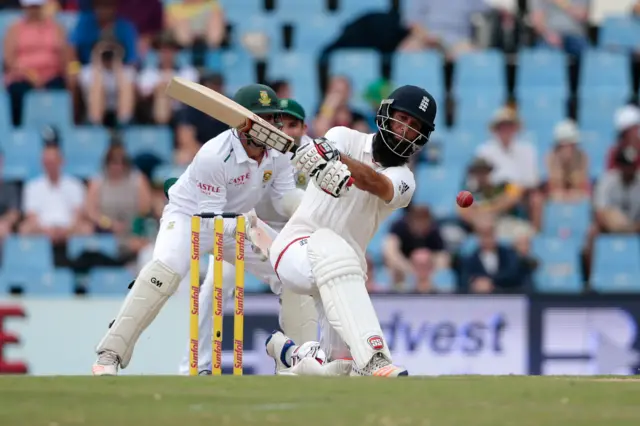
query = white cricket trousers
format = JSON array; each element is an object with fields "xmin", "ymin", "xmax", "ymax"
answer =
[{"xmin": 272, "ymin": 236, "xmax": 351, "ymax": 361}]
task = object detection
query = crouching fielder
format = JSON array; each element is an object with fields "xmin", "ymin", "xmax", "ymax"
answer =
[{"xmin": 266, "ymin": 85, "xmax": 437, "ymax": 376}]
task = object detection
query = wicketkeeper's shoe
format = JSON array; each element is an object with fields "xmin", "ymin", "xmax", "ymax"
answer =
[
  {"xmin": 350, "ymin": 353, "xmax": 408, "ymax": 377},
  {"xmin": 265, "ymin": 330, "xmax": 296, "ymax": 374},
  {"xmin": 92, "ymin": 350, "xmax": 120, "ymax": 376}
]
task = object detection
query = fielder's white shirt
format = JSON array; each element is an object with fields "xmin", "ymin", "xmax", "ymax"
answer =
[
  {"xmin": 255, "ymin": 135, "xmax": 313, "ymax": 230},
  {"xmin": 165, "ymin": 129, "xmax": 296, "ymax": 221},
  {"xmin": 271, "ymin": 126, "xmax": 416, "ymax": 270}
]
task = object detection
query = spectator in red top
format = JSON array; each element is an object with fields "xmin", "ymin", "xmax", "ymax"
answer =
[{"xmin": 606, "ymin": 105, "xmax": 640, "ymax": 170}]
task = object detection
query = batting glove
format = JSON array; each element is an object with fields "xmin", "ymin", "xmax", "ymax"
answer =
[
  {"xmin": 291, "ymin": 137, "xmax": 341, "ymax": 178},
  {"xmin": 313, "ymin": 160, "xmax": 353, "ymax": 198}
]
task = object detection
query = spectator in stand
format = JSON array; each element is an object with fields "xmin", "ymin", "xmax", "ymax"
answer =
[
  {"xmin": 382, "ymin": 204, "xmax": 449, "ymax": 290},
  {"xmin": 476, "ymin": 106, "xmax": 544, "ymax": 230},
  {"xmin": 270, "ymin": 80, "xmax": 292, "ymax": 100},
  {"xmin": 0, "ymin": 152, "xmax": 20, "ymax": 244},
  {"xmin": 174, "ymin": 73, "xmax": 229, "ymax": 165},
  {"xmin": 410, "ymin": 249, "xmax": 439, "ymax": 293},
  {"xmin": 530, "ymin": 0, "xmax": 590, "ymax": 56},
  {"xmin": 312, "ymin": 76, "xmax": 370, "ymax": 137},
  {"xmin": 84, "ymin": 144, "xmax": 153, "ymax": 262},
  {"xmin": 485, "ymin": 0, "xmax": 525, "ymax": 53},
  {"xmin": 399, "ymin": 0, "xmax": 488, "ymax": 59},
  {"xmin": 594, "ymin": 146, "xmax": 640, "ymax": 234},
  {"xmin": 117, "ymin": 0, "xmax": 164, "ymax": 60},
  {"xmin": 19, "ymin": 144, "xmax": 90, "ymax": 255},
  {"xmin": 545, "ymin": 119, "xmax": 591, "ymax": 201},
  {"xmin": 137, "ymin": 32, "xmax": 198, "ymax": 125},
  {"xmin": 165, "ymin": 0, "xmax": 226, "ymax": 49},
  {"xmin": 460, "ymin": 214, "xmax": 534, "ymax": 294},
  {"xmin": 3, "ymin": 0, "xmax": 69, "ymax": 126},
  {"xmin": 606, "ymin": 105, "xmax": 640, "ymax": 170},
  {"xmin": 459, "ymin": 157, "xmax": 534, "ymax": 240}
]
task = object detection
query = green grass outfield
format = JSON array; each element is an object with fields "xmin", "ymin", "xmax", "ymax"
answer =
[{"xmin": 1, "ymin": 376, "xmax": 639, "ymax": 426}]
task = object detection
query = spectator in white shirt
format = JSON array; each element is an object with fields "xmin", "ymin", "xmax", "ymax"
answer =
[
  {"xmin": 19, "ymin": 144, "xmax": 91, "ymax": 246},
  {"xmin": 476, "ymin": 106, "xmax": 544, "ymax": 230},
  {"xmin": 137, "ymin": 31, "xmax": 198, "ymax": 124}
]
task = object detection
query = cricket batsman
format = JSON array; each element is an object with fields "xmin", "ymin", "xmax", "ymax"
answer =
[
  {"xmin": 264, "ymin": 85, "xmax": 438, "ymax": 376},
  {"xmin": 177, "ymin": 98, "xmax": 319, "ymax": 375},
  {"xmin": 91, "ymin": 85, "xmax": 334, "ymax": 376}
]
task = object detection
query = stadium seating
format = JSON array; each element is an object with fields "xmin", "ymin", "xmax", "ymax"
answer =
[
  {"xmin": 414, "ymin": 164, "xmax": 465, "ymax": 218},
  {"xmin": 122, "ymin": 126, "xmax": 174, "ymax": 163},
  {"xmin": 86, "ymin": 267, "xmax": 135, "ymax": 296},
  {"xmin": 591, "ymin": 235, "xmax": 640, "ymax": 293},
  {"xmin": 2, "ymin": 129, "xmax": 43, "ymax": 180},
  {"xmin": 579, "ymin": 50, "xmax": 631, "ymax": 98},
  {"xmin": 2, "ymin": 235, "xmax": 54, "ymax": 274},
  {"xmin": 516, "ymin": 48, "xmax": 568, "ymax": 100},
  {"xmin": 598, "ymin": 15, "xmax": 640, "ymax": 50},
  {"xmin": 329, "ymin": 49, "xmax": 382, "ymax": 111},
  {"xmin": 531, "ymin": 237, "xmax": 583, "ymax": 293},
  {"xmin": 453, "ymin": 50, "xmax": 507, "ymax": 99},
  {"xmin": 67, "ymin": 235, "xmax": 120, "ymax": 261},
  {"xmin": 23, "ymin": 90, "xmax": 74, "ymax": 130},
  {"xmin": 541, "ymin": 200, "xmax": 592, "ymax": 244},
  {"xmin": 62, "ymin": 126, "xmax": 110, "ymax": 180},
  {"xmin": 0, "ymin": 268, "xmax": 75, "ymax": 295}
]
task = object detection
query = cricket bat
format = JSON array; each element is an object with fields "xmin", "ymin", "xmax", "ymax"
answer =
[{"xmin": 165, "ymin": 76, "xmax": 297, "ymax": 154}]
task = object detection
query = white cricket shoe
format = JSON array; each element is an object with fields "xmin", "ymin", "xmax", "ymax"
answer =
[
  {"xmin": 92, "ymin": 350, "xmax": 120, "ymax": 376},
  {"xmin": 265, "ymin": 330, "xmax": 297, "ymax": 374},
  {"xmin": 350, "ymin": 353, "xmax": 408, "ymax": 377}
]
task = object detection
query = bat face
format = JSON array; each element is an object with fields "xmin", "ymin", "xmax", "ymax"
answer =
[{"xmin": 165, "ymin": 77, "xmax": 297, "ymax": 154}]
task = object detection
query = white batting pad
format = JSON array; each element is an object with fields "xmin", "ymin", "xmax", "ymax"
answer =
[
  {"xmin": 279, "ymin": 289, "xmax": 319, "ymax": 344},
  {"xmin": 95, "ymin": 259, "xmax": 182, "ymax": 368},
  {"xmin": 307, "ymin": 229, "xmax": 392, "ymax": 369}
]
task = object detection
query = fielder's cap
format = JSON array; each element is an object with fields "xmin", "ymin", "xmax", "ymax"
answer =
[
  {"xmin": 20, "ymin": 0, "xmax": 45, "ymax": 5},
  {"xmin": 278, "ymin": 99, "xmax": 305, "ymax": 121},
  {"xmin": 614, "ymin": 105, "xmax": 640, "ymax": 133},
  {"xmin": 490, "ymin": 106, "xmax": 520, "ymax": 128},
  {"xmin": 469, "ymin": 157, "xmax": 494, "ymax": 172},
  {"xmin": 553, "ymin": 119, "xmax": 579, "ymax": 144},
  {"xmin": 615, "ymin": 146, "xmax": 638, "ymax": 167}
]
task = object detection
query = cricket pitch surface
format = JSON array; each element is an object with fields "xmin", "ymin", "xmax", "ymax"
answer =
[{"xmin": 1, "ymin": 375, "xmax": 639, "ymax": 425}]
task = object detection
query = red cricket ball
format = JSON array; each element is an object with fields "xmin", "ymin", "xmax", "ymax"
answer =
[{"xmin": 457, "ymin": 190, "xmax": 474, "ymax": 208}]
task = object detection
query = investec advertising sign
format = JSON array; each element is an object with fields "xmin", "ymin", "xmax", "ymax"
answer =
[{"xmin": 0, "ymin": 295, "xmax": 528, "ymax": 376}]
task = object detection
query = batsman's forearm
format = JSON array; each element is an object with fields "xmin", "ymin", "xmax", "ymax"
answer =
[{"xmin": 340, "ymin": 155, "xmax": 393, "ymax": 201}]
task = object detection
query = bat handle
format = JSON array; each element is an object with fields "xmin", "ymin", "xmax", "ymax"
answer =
[{"xmin": 289, "ymin": 144, "xmax": 298, "ymax": 155}]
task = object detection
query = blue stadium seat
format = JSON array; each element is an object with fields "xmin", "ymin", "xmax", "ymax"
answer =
[
  {"xmin": 329, "ymin": 49, "xmax": 381, "ymax": 111},
  {"xmin": 413, "ymin": 165, "xmax": 464, "ymax": 217},
  {"xmin": 391, "ymin": 51, "xmax": 445, "ymax": 126},
  {"xmin": 291, "ymin": 13, "xmax": 347, "ymax": 56},
  {"xmin": 0, "ymin": 92, "xmax": 11, "ymax": 135},
  {"xmin": 267, "ymin": 51, "xmax": 319, "ymax": 117},
  {"xmin": 579, "ymin": 49, "xmax": 631, "ymax": 98},
  {"xmin": 367, "ymin": 210, "xmax": 402, "ymax": 263},
  {"xmin": 580, "ymin": 130, "xmax": 608, "ymax": 178},
  {"xmin": 433, "ymin": 268, "xmax": 457, "ymax": 293},
  {"xmin": 455, "ymin": 92, "xmax": 505, "ymax": 133},
  {"xmin": 3, "ymin": 268, "xmax": 75, "ymax": 296},
  {"xmin": 591, "ymin": 235, "xmax": 640, "ymax": 293},
  {"xmin": 273, "ymin": 0, "xmax": 328, "ymax": 21},
  {"xmin": 122, "ymin": 126, "xmax": 173, "ymax": 163},
  {"xmin": 516, "ymin": 48, "xmax": 568, "ymax": 99},
  {"xmin": 62, "ymin": 126, "xmax": 110, "ymax": 179},
  {"xmin": 2, "ymin": 129, "xmax": 43, "ymax": 181},
  {"xmin": 2, "ymin": 235, "xmax": 54, "ymax": 274},
  {"xmin": 373, "ymin": 265, "xmax": 392, "ymax": 291},
  {"xmin": 23, "ymin": 90, "xmax": 73, "ymax": 130},
  {"xmin": 67, "ymin": 235, "xmax": 119, "ymax": 261},
  {"xmin": 598, "ymin": 15, "xmax": 640, "ymax": 50},
  {"xmin": 245, "ymin": 274, "xmax": 270, "ymax": 293},
  {"xmin": 518, "ymin": 93, "xmax": 566, "ymax": 147},
  {"xmin": 87, "ymin": 267, "xmax": 135, "ymax": 296},
  {"xmin": 56, "ymin": 11, "xmax": 78, "ymax": 32},
  {"xmin": 216, "ymin": 48, "xmax": 257, "ymax": 96},
  {"xmin": 152, "ymin": 163, "xmax": 186, "ymax": 186},
  {"xmin": 541, "ymin": 200, "xmax": 591, "ymax": 244},
  {"xmin": 445, "ymin": 127, "xmax": 489, "ymax": 164},
  {"xmin": 339, "ymin": 0, "xmax": 391, "ymax": 14},
  {"xmin": 531, "ymin": 237, "xmax": 583, "ymax": 293},
  {"xmin": 577, "ymin": 93, "xmax": 628, "ymax": 140},
  {"xmin": 453, "ymin": 50, "xmax": 507, "ymax": 98},
  {"xmin": 231, "ymin": 15, "xmax": 283, "ymax": 52},
  {"xmin": 221, "ymin": 0, "xmax": 265, "ymax": 23}
]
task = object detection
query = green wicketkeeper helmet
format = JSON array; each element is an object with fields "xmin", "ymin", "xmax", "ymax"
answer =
[{"xmin": 278, "ymin": 98, "xmax": 306, "ymax": 121}]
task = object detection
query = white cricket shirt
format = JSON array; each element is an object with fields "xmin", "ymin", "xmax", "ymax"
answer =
[
  {"xmin": 254, "ymin": 135, "xmax": 313, "ymax": 230},
  {"xmin": 271, "ymin": 126, "xmax": 416, "ymax": 270},
  {"xmin": 165, "ymin": 129, "xmax": 296, "ymax": 222}
]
